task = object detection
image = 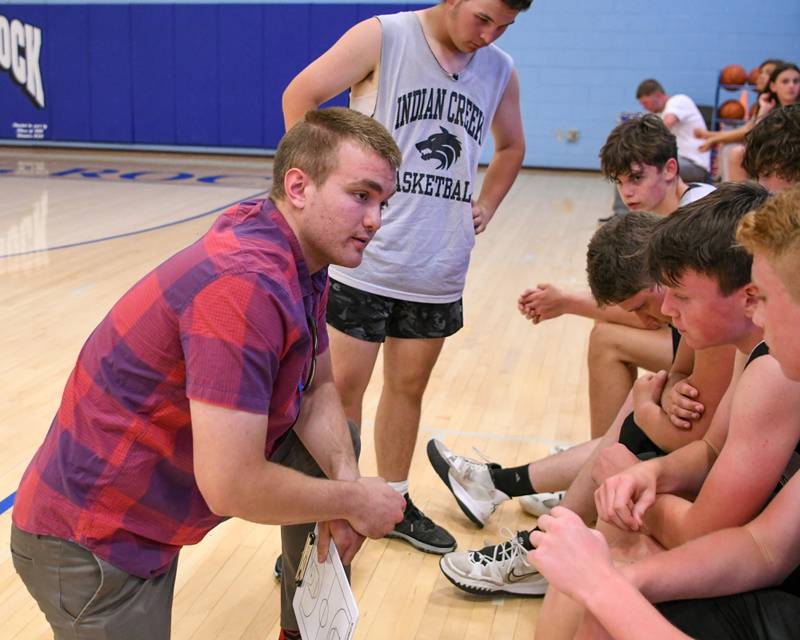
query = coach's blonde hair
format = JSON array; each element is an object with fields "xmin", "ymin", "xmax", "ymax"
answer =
[
  {"xmin": 270, "ymin": 107, "xmax": 400, "ymax": 201},
  {"xmin": 737, "ymin": 185, "xmax": 800, "ymax": 300}
]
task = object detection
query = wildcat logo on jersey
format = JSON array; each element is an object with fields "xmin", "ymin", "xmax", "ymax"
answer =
[
  {"xmin": 0, "ymin": 16, "xmax": 45, "ymax": 108},
  {"xmin": 415, "ymin": 126, "xmax": 462, "ymax": 170}
]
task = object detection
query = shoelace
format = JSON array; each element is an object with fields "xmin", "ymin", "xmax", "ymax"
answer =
[
  {"xmin": 452, "ymin": 446, "xmax": 501, "ymax": 478},
  {"xmin": 470, "ymin": 528, "xmax": 526, "ymax": 566},
  {"xmin": 404, "ymin": 499, "xmax": 435, "ymax": 530}
]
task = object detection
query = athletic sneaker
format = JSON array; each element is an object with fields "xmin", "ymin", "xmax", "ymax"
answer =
[
  {"xmin": 439, "ymin": 530, "xmax": 548, "ymax": 596},
  {"xmin": 426, "ymin": 438, "xmax": 509, "ymax": 527},
  {"xmin": 518, "ymin": 491, "xmax": 565, "ymax": 517},
  {"xmin": 386, "ymin": 494, "xmax": 457, "ymax": 554}
]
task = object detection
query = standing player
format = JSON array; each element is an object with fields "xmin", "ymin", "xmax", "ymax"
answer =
[{"xmin": 283, "ymin": 0, "xmax": 530, "ymax": 553}]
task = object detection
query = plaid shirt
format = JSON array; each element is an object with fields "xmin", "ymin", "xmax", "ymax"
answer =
[{"xmin": 13, "ymin": 199, "xmax": 329, "ymax": 578}]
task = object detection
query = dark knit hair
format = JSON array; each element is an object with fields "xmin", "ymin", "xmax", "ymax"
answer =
[
  {"xmin": 742, "ymin": 104, "xmax": 800, "ymax": 184},
  {"xmin": 599, "ymin": 115, "xmax": 678, "ymax": 180},
  {"xmin": 587, "ymin": 211, "xmax": 661, "ymax": 306},
  {"xmin": 646, "ymin": 182, "xmax": 770, "ymax": 295}
]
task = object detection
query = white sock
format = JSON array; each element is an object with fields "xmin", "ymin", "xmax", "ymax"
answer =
[{"xmin": 388, "ymin": 480, "xmax": 409, "ymax": 496}]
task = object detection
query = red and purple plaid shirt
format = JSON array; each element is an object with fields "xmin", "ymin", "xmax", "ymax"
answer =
[{"xmin": 13, "ymin": 199, "xmax": 329, "ymax": 578}]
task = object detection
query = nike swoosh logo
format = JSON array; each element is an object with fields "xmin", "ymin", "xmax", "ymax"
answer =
[{"xmin": 507, "ymin": 567, "xmax": 537, "ymax": 582}]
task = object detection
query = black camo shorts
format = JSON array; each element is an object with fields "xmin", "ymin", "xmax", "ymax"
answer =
[{"xmin": 326, "ymin": 278, "xmax": 463, "ymax": 342}]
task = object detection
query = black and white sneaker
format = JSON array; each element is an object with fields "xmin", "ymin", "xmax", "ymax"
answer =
[
  {"xmin": 273, "ymin": 554, "xmax": 282, "ymax": 581},
  {"xmin": 385, "ymin": 494, "xmax": 457, "ymax": 554},
  {"xmin": 439, "ymin": 529, "xmax": 548, "ymax": 596},
  {"xmin": 427, "ymin": 438, "xmax": 509, "ymax": 527}
]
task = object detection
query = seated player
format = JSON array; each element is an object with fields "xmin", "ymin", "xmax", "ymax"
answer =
[
  {"xmin": 535, "ymin": 183, "xmax": 800, "ymax": 639},
  {"xmin": 519, "ymin": 115, "xmax": 714, "ymax": 441},
  {"xmin": 429, "ymin": 195, "xmax": 739, "ymax": 597},
  {"xmin": 529, "ymin": 185, "xmax": 800, "ymax": 640},
  {"xmin": 742, "ymin": 103, "xmax": 800, "ymax": 193}
]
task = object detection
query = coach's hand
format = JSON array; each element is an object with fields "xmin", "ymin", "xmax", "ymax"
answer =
[
  {"xmin": 317, "ymin": 519, "xmax": 365, "ymax": 565},
  {"xmin": 348, "ymin": 477, "xmax": 405, "ymax": 540}
]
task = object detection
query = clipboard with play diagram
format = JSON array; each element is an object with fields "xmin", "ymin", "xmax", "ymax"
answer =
[{"xmin": 292, "ymin": 525, "xmax": 359, "ymax": 640}]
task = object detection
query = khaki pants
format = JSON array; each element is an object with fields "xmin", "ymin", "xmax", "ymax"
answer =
[
  {"xmin": 11, "ymin": 420, "xmax": 360, "ymax": 638},
  {"xmin": 10, "ymin": 525, "xmax": 177, "ymax": 640},
  {"xmin": 272, "ymin": 420, "xmax": 361, "ymax": 632}
]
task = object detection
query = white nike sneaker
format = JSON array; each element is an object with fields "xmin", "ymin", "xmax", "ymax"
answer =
[
  {"xmin": 518, "ymin": 491, "xmax": 565, "ymax": 517},
  {"xmin": 439, "ymin": 530, "xmax": 548, "ymax": 596},
  {"xmin": 426, "ymin": 439, "xmax": 510, "ymax": 527}
]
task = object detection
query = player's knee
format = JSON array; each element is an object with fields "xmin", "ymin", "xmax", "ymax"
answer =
[
  {"xmin": 383, "ymin": 367, "xmax": 430, "ymax": 399},
  {"xmin": 587, "ymin": 322, "xmax": 620, "ymax": 364},
  {"xmin": 333, "ymin": 368, "xmax": 371, "ymax": 406}
]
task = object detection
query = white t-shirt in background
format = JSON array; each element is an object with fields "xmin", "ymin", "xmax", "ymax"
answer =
[{"xmin": 662, "ymin": 94, "xmax": 710, "ymax": 171}]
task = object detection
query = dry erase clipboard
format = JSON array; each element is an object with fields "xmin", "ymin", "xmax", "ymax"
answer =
[{"xmin": 292, "ymin": 525, "xmax": 359, "ymax": 640}]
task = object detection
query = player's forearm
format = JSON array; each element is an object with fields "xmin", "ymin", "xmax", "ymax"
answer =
[
  {"xmin": 642, "ymin": 493, "xmax": 698, "ymax": 549},
  {"xmin": 628, "ymin": 526, "xmax": 777, "ymax": 604},
  {"xmin": 294, "ymin": 378, "xmax": 360, "ymax": 482},
  {"xmin": 595, "ymin": 303, "xmax": 651, "ymax": 327},
  {"xmin": 709, "ymin": 123, "xmax": 752, "ymax": 145},
  {"xmin": 651, "ymin": 440, "xmax": 716, "ymax": 496},
  {"xmin": 636, "ymin": 403, "xmax": 703, "ymax": 453},
  {"xmin": 282, "ymin": 80, "xmax": 326, "ymax": 130},
  {"xmin": 210, "ymin": 461, "xmax": 363, "ymax": 526},
  {"xmin": 580, "ymin": 569, "xmax": 693, "ymax": 640},
  {"xmin": 556, "ymin": 290, "xmax": 643, "ymax": 325},
  {"xmin": 475, "ymin": 143, "xmax": 524, "ymax": 221}
]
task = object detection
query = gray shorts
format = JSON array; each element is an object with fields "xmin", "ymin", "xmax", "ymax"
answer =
[{"xmin": 326, "ymin": 278, "xmax": 463, "ymax": 342}]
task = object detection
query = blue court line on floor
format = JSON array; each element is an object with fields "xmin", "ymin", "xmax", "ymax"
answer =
[
  {"xmin": 0, "ymin": 492, "xmax": 15, "ymax": 515},
  {"xmin": 0, "ymin": 189, "xmax": 269, "ymax": 260}
]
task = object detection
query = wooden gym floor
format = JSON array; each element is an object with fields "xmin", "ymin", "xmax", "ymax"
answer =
[{"xmin": 0, "ymin": 147, "xmax": 611, "ymax": 639}]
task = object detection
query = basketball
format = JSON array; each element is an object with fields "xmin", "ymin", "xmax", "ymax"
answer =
[
  {"xmin": 718, "ymin": 99, "xmax": 746, "ymax": 120},
  {"xmin": 749, "ymin": 66, "xmax": 760, "ymax": 85},
  {"xmin": 720, "ymin": 64, "xmax": 748, "ymax": 86}
]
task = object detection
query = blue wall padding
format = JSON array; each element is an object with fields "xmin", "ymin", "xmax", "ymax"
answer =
[
  {"xmin": 47, "ymin": 6, "xmax": 91, "ymax": 141},
  {"xmin": 0, "ymin": 3, "xmax": 427, "ymax": 150},
  {"xmin": 131, "ymin": 4, "xmax": 176, "ymax": 144},
  {"xmin": 219, "ymin": 5, "xmax": 264, "ymax": 147},
  {"xmin": 262, "ymin": 3, "xmax": 311, "ymax": 147},
  {"xmin": 88, "ymin": 5, "xmax": 134, "ymax": 142},
  {"xmin": 175, "ymin": 5, "xmax": 220, "ymax": 146},
  {"xmin": 6, "ymin": 1, "xmax": 795, "ymax": 168}
]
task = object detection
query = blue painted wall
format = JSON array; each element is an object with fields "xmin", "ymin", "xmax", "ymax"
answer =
[{"xmin": 1, "ymin": 0, "xmax": 798, "ymax": 169}]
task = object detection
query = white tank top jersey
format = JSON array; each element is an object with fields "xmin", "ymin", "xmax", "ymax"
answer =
[
  {"xmin": 329, "ymin": 11, "xmax": 514, "ymax": 303},
  {"xmin": 679, "ymin": 182, "xmax": 716, "ymax": 206}
]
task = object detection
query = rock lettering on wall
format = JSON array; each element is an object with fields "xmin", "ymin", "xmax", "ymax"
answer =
[{"xmin": 0, "ymin": 15, "xmax": 44, "ymax": 108}]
